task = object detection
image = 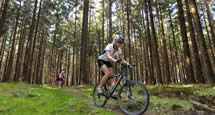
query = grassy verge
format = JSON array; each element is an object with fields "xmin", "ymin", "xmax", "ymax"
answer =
[
  {"xmin": 146, "ymin": 84, "xmax": 215, "ymax": 114},
  {"xmin": 0, "ymin": 82, "xmax": 214, "ymax": 115},
  {"xmin": 0, "ymin": 82, "xmax": 115, "ymax": 115}
]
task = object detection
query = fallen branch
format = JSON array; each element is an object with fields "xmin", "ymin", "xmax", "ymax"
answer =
[{"xmin": 189, "ymin": 99, "xmax": 215, "ymax": 112}]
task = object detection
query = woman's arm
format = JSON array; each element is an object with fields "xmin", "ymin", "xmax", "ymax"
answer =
[
  {"xmin": 119, "ymin": 54, "xmax": 129, "ymax": 65},
  {"xmin": 106, "ymin": 51, "xmax": 118, "ymax": 62}
]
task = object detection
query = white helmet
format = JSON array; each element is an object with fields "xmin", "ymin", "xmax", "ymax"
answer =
[{"xmin": 115, "ymin": 34, "xmax": 124, "ymax": 43}]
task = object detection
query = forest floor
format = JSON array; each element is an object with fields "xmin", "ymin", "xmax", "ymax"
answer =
[{"xmin": 0, "ymin": 82, "xmax": 215, "ymax": 115}]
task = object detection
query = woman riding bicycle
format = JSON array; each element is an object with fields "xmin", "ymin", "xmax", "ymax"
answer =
[{"xmin": 97, "ymin": 33, "xmax": 129, "ymax": 94}]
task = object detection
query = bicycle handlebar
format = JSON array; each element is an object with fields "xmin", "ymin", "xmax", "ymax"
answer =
[
  {"xmin": 121, "ymin": 63, "xmax": 136, "ymax": 69},
  {"xmin": 116, "ymin": 59, "xmax": 136, "ymax": 69},
  {"xmin": 116, "ymin": 59, "xmax": 122, "ymax": 63}
]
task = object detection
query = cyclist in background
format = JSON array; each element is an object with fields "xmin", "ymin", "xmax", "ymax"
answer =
[
  {"xmin": 56, "ymin": 74, "xmax": 60, "ymax": 87},
  {"xmin": 59, "ymin": 71, "xmax": 65, "ymax": 88}
]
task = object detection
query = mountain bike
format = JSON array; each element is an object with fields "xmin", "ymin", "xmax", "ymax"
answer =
[{"xmin": 93, "ymin": 63, "xmax": 149, "ymax": 115}]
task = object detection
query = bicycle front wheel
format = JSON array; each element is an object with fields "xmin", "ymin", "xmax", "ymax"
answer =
[{"xmin": 118, "ymin": 80, "xmax": 149, "ymax": 115}]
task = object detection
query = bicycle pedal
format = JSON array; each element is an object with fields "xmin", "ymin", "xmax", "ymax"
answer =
[
  {"xmin": 111, "ymin": 95, "xmax": 118, "ymax": 100},
  {"xmin": 111, "ymin": 93, "xmax": 118, "ymax": 100},
  {"xmin": 97, "ymin": 93, "xmax": 102, "ymax": 96},
  {"xmin": 128, "ymin": 95, "xmax": 134, "ymax": 99},
  {"xmin": 96, "ymin": 95, "xmax": 100, "ymax": 98}
]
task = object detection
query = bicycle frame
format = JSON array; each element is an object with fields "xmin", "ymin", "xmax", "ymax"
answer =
[{"xmin": 105, "ymin": 64, "xmax": 130, "ymax": 99}]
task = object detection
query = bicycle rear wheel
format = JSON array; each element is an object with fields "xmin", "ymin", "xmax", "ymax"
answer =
[
  {"xmin": 93, "ymin": 83, "xmax": 108, "ymax": 107},
  {"xmin": 118, "ymin": 80, "xmax": 149, "ymax": 115}
]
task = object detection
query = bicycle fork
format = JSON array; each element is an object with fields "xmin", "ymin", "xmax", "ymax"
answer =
[{"xmin": 125, "ymin": 83, "xmax": 134, "ymax": 99}]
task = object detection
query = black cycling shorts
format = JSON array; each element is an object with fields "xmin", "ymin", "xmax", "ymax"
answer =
[
  {"xmin": 60, "ymin": 78, "xmax": 64, "ymax": 81},
  {"xmin": 97, "ymin": 59, "xmax": 112, "ymax": 68}
]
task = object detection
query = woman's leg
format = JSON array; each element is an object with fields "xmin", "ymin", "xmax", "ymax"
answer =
[
  {"xmin": 59, "ymin": 81, "xmax": 61, "ymax": 88},
  {"xmin": 99, "ymin": 65, "xmax": 113, "ymax": 88},
  {"xmin": 108, "ymin": 68, "xmax": 114, "ymax": 85}
]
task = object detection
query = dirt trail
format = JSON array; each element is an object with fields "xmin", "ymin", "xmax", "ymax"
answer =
[{"xmin": 67, "ymin": 86, "xmax": 125, "ymax": 114}]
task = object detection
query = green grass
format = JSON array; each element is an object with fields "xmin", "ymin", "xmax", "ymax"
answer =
[
  {"xmin": 146, "ymin": 84, "xmax": 215, "ymax": 97},
  {"xmin": 0, "ymin": 82, "xmax": 115, "ymax": 115},
  {"xmin": 149, "ymin": 96, "xmax": 194, "ymax": 112},
  {"xmin": 0, "ymin": 82, "xmax": 214, "ymax": 115},
  {"xmin": 194, "ymin": 87, "xmax": 215, "ymax": 96},
  {"xmin": 146, "ymin": 84, "xmax": 215, "ymax": 114}
]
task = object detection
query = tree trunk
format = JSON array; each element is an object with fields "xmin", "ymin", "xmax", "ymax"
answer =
[
  {"xmin": 202, "ymin": 8, "xmax": 214, "ymax": 56},
  {"xmin": 14, "ymin": 21, "xmax": 25, "ymax": 81},
  {"xmin": 23, "ymin": 0, "xmax": 38, "ymax": 83},
  {"xmin": 3, "ymin": 12, "xmax": 20, "ymax": 82},
  {"xmin": 157, "ymin": 0, "xmax": 171, "ymax": 84},
  {"xmin": 17, "ymin": 19, "xmax": 28, "ymax": 81},
  {"xmin": 76, "ymin": 48, "xmax": 80, "ymax": 85},
  {"xmin": 134, "ymin": 32, "xmax": 139, "ymax": 81},
  {"xmin": 148, "ymin": 0, "xmax": 162, "ymax": 84},
  {"xmin": 0, "ymin": 0, "xmax": 10, "ymax": 38},
  {"xmin": 80, "ymin": 0, "xmax": 89, "ymax": 84},
  {"xmin": 120, "ymin": 8, "xmax": 126, "ymax": 61},
  {"xmin": 87, "ymin": 7, "xmax": 92, "ymax": 84},
  {"xmin": 168, "ymin": 34, "xmax": 175, "ymax": 83},
  {"xmin": 127, "ymin": 0, "xmax": 133, "ymax": 80},
  {"xmin": 168, "ymin": 6, "xmax": 181, "ymax": 83},
  {"xmin": 0, "ymin": 0, "xmax": 5, "ymax": 18},
  {"xmin": 144, "ymin": 0, "xmax": 155, "ymax": 84},
  {"xmin": 201, "ymin": 3, "xmax": 215, "ymax": 73},
  {"xmin": 185, "ymin": 0, "xmax": 204, "ymax": 83},
  {"xmin": 189, "ymin": 0, "xmax": 215, "ymax": 83},
  {"xmin": 67, "ymin": 45, "xmax": 70, "ymax": 86},
  {"xmin": 142, "ymin": 19, "xmax": 149, "ymax": 83},
  {"xmin": 140, "ymin": 6, "xmax": 145, "ymax": 82},
  {"xmin": 35, "ymin": 28, "xmax": 45, "ymax": 84},
  {"xmin": 0, "ymin": 33, "xmax": 6, "ymax": 77},
  {"xmin": 205, "ymin": 0, "xmax": 215, "ymax": 48},
  {"xmin": 189, "ymin": 99, "xmax": 215, "ymax": 112},
  {"xmin": 30, "ymin": 0, "xmax": 43, "ymax": 84},
  {"xmin": 109, "ymin": 0, "xmax": 112, "ymax": 43},
  {"xmin": 72, "ymin": 4, "xmax": 77, "ymax": 85},
  {"xmin": 50, "ymin": 21, "xmax": 59, "ymax": 84},
  {"xmin": 102, "ymin": 0, "xmax": 105, "ymax": 50},
  {"xmin": 97, "ymin": 21, "xmax": 101, "ymax": 83},
  {"xmin": 39, "ymin": 35, "xmax": 46, "ymax": 84},
  {"xmin": 176, "ymin": 0, "xmax": 195, "ymax": 83},
  {"xmin": 2, "ymin": 30, "xmax": 13, "ymax": 81}
]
